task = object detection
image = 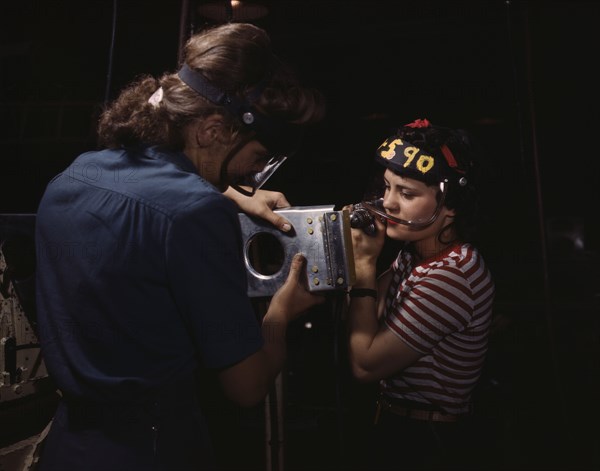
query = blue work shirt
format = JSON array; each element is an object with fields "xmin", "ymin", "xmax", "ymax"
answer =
[{"xmin": 35, "ymin": 146, "xmax": 264, "ymax": 403}]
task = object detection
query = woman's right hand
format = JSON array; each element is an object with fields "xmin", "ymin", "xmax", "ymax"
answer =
[
  {"xmin": 267, "ymin": 253, "xmax": 325, "ymax": 323},
  {"xmin": 344, "ymin": 204, "xmax": 386, "ymax": 264}
]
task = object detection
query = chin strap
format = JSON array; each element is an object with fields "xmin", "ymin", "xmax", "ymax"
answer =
[
  {"xmin": 218, "ymin": 136, "xmax": 257, "ymax": 197},
  {"xmin": 230, "ymin": 184, "xmax": 256, "ymax": 197}
]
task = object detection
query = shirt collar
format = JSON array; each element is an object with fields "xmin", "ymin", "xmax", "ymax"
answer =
[{"xmin": 144, "ymin": 145, "xmax": 198, "ymax": 175}]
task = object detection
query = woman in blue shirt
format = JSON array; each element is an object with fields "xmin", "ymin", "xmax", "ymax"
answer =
[{"xmin": 36, "ymin": 22, "xmax": 325, "ymax": 471}]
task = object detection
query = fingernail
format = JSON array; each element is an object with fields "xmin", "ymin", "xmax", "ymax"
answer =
[{"xmin": 281, "ymin": 223, "xmax": 292, "ymax": 232}]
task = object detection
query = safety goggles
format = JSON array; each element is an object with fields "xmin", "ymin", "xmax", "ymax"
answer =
[{"xmin": 230, "ymin": 154, "xmax": 288, "ymax": 197}]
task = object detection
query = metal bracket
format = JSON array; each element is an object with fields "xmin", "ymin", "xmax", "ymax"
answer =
[{"xmin": 238, "ymin": 205, "xmax": 355, "ymax": 297}]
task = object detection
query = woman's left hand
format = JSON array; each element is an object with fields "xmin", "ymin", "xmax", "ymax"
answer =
[{"xmin": 224, "ymin": 186, "xmax": 293, "ymax": 232}]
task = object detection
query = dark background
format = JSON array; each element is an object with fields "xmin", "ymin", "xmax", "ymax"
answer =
[{"xmin": 1, "ymin": 1, "xmax": 599, "ymax": 470}]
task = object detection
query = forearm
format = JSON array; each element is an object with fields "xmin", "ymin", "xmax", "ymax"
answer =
[
  {"xmin": 348, "ymin": 261, "xmax": 379, "ymax": 378},
  {"xmin": 218, "ymin": 253, "xmax": 320, "ymax": 406},
  {"xmin": 260, "ymin": 314, "xmax": 288, "ymax": 381},
  {"xmin": 246, "ymin": 309, "xmax": 291, "ymax": 401},
  {"xmin": 218, "ymin": 316, "xmax": 288, "ymax": 407},
  {"xmin": 347, "ymin": 265, "xmax": 422, "ymax": 382}
]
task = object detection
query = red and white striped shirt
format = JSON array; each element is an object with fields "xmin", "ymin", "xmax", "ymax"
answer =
[{"xmin": 380, "ymin": 242, "xmax": 494, "ymax": 415}]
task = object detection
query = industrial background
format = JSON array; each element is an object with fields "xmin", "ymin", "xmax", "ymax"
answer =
[{"xmin": 1, "ymin": 1, "xmax": 599, "ymax": 470}]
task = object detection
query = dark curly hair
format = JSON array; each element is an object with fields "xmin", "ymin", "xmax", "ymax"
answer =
[
  {"xmin": 97, "ymin": 23, "xmax": 325, "ymax": 150},
  {"xmin": 393, "ymin": 122, "xmax": 483, "ymax": 244}
]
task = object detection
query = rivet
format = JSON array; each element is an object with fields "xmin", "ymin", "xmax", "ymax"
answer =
[
  {"xmin": 307, "ymin": 228, "xmax": 314, "ymax": 235},
  {"xmin": 307, "ymin": 217, "xmax": 313, "ymax": 224},
  {"xmin": 336, "ymin": 277, "xmax": 344, "ymax": 285},
  {"xmin": 330, "ymin": 214, "xmax": 337, "ymax": 221},
  {"xmin": 313, "ymin": 278, "xmax": 320, "ymax": 286},
  {"xmin": 312, "ymin": 266, "xmax": 319, "ymax": 273}
]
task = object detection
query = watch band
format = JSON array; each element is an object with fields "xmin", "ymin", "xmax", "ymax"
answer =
[{"xmin": 349, "ymin": 288, "xmax": 377, "ymax": 299}]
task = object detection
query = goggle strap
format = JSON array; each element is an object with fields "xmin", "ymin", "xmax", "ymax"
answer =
[
  {"xmin": 178, "ymin": 64, "xmax": 233, "ymax": 107},
  {"xmin": 178, "ymin": 63, "xmax": 265, "ymax": 118}
]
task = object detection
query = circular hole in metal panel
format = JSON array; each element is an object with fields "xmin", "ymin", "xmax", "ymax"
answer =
[{"xmin": 245, "ymin": 232, "xmax": 285, "ymax": 277}]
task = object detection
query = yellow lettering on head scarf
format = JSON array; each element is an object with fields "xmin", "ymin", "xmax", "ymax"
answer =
[
  {"xmin": 416, "ymin": 155, "xmax": 435, "ymax": 173},
  {"xmin": 379, "ymin": 138, "xmax": 403, "ymax": 160}
]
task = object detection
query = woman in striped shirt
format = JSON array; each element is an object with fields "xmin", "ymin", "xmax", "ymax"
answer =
[{"xmin": 347, "ymin": 118, "xmax": 495, "ymax": 470}]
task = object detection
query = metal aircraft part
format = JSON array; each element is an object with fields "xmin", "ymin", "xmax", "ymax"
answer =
[
  {"xmin": 0, "ymin": 214, "xmax": 49, "ymax": 403},
  {"xmin": 0, "ymin": 214, "xmax": 58, "ymax": 470},
  {"xmin": 239, "ymin": 206, "xmax": 356, "ymax": 297}
]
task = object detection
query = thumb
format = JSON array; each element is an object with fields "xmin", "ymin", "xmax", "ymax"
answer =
[{"xmin": 286, "ymin": 253, "xmax": 306, "ymax": 283}]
